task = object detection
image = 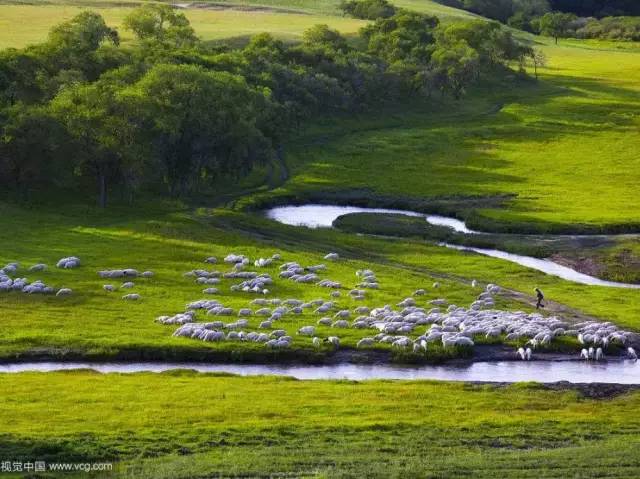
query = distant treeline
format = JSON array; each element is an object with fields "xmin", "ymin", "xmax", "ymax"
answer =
[
  {"xmin": 549, "ymin": 0, "xmax": 640, "ymax": 17},
  {"xmin": 437, "ymin": 0, "xmax": 640, "ymax": 19},
  {"xmin": 434, "ymin": 0, "xmax": 640, "ymax": 40},
  {"xmin": 0, "ymin": 3, "xmax": 535, "ymax": 207}
]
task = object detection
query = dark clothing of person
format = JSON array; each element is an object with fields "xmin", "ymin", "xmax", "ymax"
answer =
[{"xmin": 535, "ymin": 289, "xmax": 544, "ymax": 309}]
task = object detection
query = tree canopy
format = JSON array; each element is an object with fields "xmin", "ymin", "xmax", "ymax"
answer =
[{"xmin": 0, "ymin": 5, "xmax": 533, "ymax": 207}]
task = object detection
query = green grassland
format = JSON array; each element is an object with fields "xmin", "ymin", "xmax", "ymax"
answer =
[
  {"xmin": 270, "ymin": 37, "xmax": 640, "ymax": 231},
  {"xmin": 0, "ymin": 0, "xmax": 474, "ymax": 49},
  {"xmin": 0, "ymin": 3, "xmax": 366, "ymax": 49},
  {"xmin": 0, "ymin": 372, "xmax": 639, "ymax": 478},
  {"xmin": 1, "ymin": 199, "xmax": 639, "ymax": 364},
  {"xmin": 2, "ymin": 1, "xmax": 640, "ymax": 477}
]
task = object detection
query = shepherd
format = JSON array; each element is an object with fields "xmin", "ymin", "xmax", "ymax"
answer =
[{"xmin": 535, "ymin": 287, "xmax": 545, "ymax": 309}]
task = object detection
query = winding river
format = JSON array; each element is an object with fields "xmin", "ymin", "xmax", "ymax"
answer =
[
  {"xmin": 265, "ymin": 204, "xmax": 640, "ymax": 289},
  {"xmin": 2, "ymin": 360, "xmax": 640, "ymax": 383}
]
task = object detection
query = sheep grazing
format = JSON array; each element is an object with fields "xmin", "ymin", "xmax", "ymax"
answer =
[
  {"xmin": 628, "ymin": 347, "xmax": 638, "ymax": 361},
  {"xmin": 122, "ymin": 293, "xmax": 140, "ymax": 301},
  {"xmin": 204, "ymin": 257, "xmax": 217, "ymax": 264},
  {"xmin": 357, "ymin": 337, "xmax": 375, "ymax": 348},
  {"xmin": 224, "ymin": 254, "xmax": 249, "ymax": 264},
  {"xmin": 56, "ymin": 257, "xmax": 80, "ymax": 269},
  {"xmin": 202, "ymin": 288, "xmax": 218, "ymax": 295},
  {"xmin": 432, "ymin": 282, "xmax": 440, "ymax": 289},
  {"xmin": 1, "ymin": 262, "xmax": 19, "ymax": 274},
  {"xmin": 595, "ymin": 347, "xmax": 604, "ymax": 361},
  {"xmin": 29, "ymin": 264, "xmax": 47, "ymax": 273},
  {"xmin": 121, "ymin": 282, "xmax": 135, "ymax": 289},
  {"xmin": 324, "ymin": 336, "xmax": 340, "ymax": 348},
  {"xmin": 413, "ymin": 289, "xmax": 426, "ymax": 296},
  {"xmin": 517, "ymin": 347, "xmax": 526, "ymax": 360},
  {"xmin": 525, "ymin": 347, "xmax": 532, "ymax": 360},
  {"xmin": 254, "ymin": 257, "xmax": 273, "ymax": 268},
  {"xmin": 141, "ymin": 271, "xmax": 154, "ymax": 278},
  {"xmin": 56, "ymin": 288, "xmax": 72, "ymax": 297},
  {"xmin": 298, "ymin": 326, "xmax": 316, "ymax": 336},
  {"xmin": 324, "ymin": 252, "xmax": 339, "ymax": 261},
  {"xmin": 103, "ymin": 284, "xmax": 116, "ymax": 292}
]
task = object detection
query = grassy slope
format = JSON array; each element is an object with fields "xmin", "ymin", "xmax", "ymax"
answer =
[
  {"xmin": 0, "ymin": 372, "xmax": 639, "ymax": 478},
  {"xmin": 0, "ymin": 0, "xmax": 472, "ymax": 49},
  {"xmin": 277, "ymin": 38, "xmax": 640, "ymax": 229},
  {"xmin": 0, "ymin": 4, "xmax": 365, "ymax": 49}
]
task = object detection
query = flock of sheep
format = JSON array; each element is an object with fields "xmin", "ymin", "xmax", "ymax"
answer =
[
  {"xmin": 3, "ymin": 252, "xmax": 638, "ymax": 361},
  {"xmin": 0, "ymin": 259, "xmax": 79, "ymax": 296},
  {"xmin": 154, "ymin": 252, "xmax": 638, "ymax": 360},
  {"xmin": 0, "ymin": 258, "xmax": 154, "ymax": 300}
]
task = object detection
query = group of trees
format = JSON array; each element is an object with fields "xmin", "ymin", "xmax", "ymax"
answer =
[
  {"xmin": 0, "ymin": 3, "xmax": 535, "ymax": 206},
  {"xmin": 536, "ymin": 11, "xmax": 640, "ymax": 42},
  {"xmin": 437, "ymin": 0, "xmax": 640, "ymax": 40},
  {"xmin": 339, "ymin": 0, "xmax": 397, "ymax": 19}
]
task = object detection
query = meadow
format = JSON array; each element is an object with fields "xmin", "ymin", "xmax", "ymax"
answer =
[
  {"xmin": 273, "ymin": 37, "xmax": 640, "ymax": 231},
  {"xmin": 2, "ymin": 0, "xmax": 640, "ymax": 476},
  {"xmin": 1, "ymin": 371, "xmax": 640, "ymax": 478},
  {"xmin": 0, "ymin": 0, "xmax": 473, "ymax": 49}
]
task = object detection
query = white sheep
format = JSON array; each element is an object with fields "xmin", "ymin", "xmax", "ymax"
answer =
[
  {"xmin": 357, "ymin": 338, "xmax": 375, "ymax": 348},
  {"xmin": 122, "ymin": 293, "xmax": 140, "ymax": 301},
  {"xmin": 56, "ymin": 288, "xmax": 72, "ymax": 297},
  {"xmin": 298, "ymin": 326, "xmax": 315, "ymax": 336},
  {"xmin": 325, "ymin": 336, "xmax": 340, "ymax": 348},
  {"xmin": 103, "ymin": 284, "xmax": 116, "ymax": 292}
]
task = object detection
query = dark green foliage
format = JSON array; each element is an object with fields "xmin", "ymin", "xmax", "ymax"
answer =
[
  {"xmin": 0, "ymin": 5, "xmax": 530, "ymax": 207},
  {"xmin": 574, "ymin": 16, "xmax": 640, "ymax": 41},
  {"xmin": 339, "ymin": 0, "xmax": 397, "ymax": 20},
  {"xmin": 548, "ymin": 0, "xmax": 640, "ymax": 17},
  {"xmin": 538, "ymin": 11, "xmax": 578, "ymax": 43}
]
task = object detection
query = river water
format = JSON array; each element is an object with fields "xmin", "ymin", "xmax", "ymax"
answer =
[
  {"xmin": 264, "ymin": 204, "xmax": 640, "ymax": 288},
  {"xmin": 2, "ymin": 360, "xmax": 640, "ymax": 383}
]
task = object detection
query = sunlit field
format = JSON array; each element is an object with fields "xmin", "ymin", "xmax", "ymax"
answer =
[
  {"xmin": 1, "ymin": 372, "xmax": 640, "ymax": 478},
  {"xmin": 2, "ymin": 0, "xmax": 640, "ymax": 477}
]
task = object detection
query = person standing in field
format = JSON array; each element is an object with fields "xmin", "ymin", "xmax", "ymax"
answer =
[{"xmin": 535, "ymin": 288, "xmax": 545, "ymax": 309}]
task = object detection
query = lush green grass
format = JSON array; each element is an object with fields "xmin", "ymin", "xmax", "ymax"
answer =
[
  {"xmin": 0, "ymin": 3, "xmax": 366, "ymax": 49},
  {"xmin": 1, "ymin": 199, "xmax": 639, "ymax": 365},
  {"xmin": 269, "ymin": 38, "xmax": 640, "ymax": 230},
  {"xmin": 0, "ymin": 371, "xmax": 639, "ymax": 478},
  {"xmin": 0, "ymin": 201, "xmax": 506, "ymax": 361},
  {"xmin": 0, "ymin": 0, "xmax": 474, "ymax": 49}
]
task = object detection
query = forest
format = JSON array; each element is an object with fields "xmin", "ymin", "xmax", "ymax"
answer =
[{"xmin": 0, "ymin": 3, "xmax": 532, "ymax": 207}]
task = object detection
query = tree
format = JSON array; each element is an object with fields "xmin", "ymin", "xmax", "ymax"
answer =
[
  {"xmin": 123, "ymin": 4, "xmax": 197, "ymax": 47},
  {"xmin": 119, "ymin": 64, "xmax": 274, "ymax": 196},
  {"xmin": 302, "ymin": 24, "xmax": 349, "ymax": 52},
  {"xmin": 50, "ymin": 81, "xmax": 135, "ymax": 208},
  {"xmin": 430, "ymin": 40, "xmax": 479, "ymax": 99},
  {"xmin": 0, "ymin": 106, "xmax": 68, "ymax": 200},
  {"xmin": 529, "ymin": 49, "xmax": 547, "ymax": 78},
  {"xmin": 339, "ymin": 0, "xmax": 396, "ymax": 20},
  {"xmin": 362, "ymin": 11, "xmax": 439, "ymax": 66},
  {"xmin": 538, "ymin": 12, "xmax": 577, "ymax": 43}
]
